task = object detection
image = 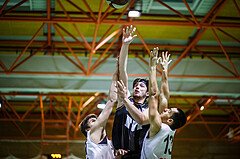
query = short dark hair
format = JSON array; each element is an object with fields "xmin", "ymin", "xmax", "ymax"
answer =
[
  {"xmin": 80, "ymin": 114, "xmax": 97, "ymax": 137},
  {"xmin": 133, "ymin": 78, "xmax": 149, "ymax": 91},
  {"xmin": 169, "ymin": 108, "xmax": 187, "ymax": 130}
]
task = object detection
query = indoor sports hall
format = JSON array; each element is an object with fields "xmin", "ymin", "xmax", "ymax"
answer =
[{"xmin": 0, "ymin": 0, "xmax": 239, "ymax": 158}]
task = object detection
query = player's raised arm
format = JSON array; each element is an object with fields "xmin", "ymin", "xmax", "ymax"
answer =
[
  {"xmin": 90, "ymin": 62, "xmax": 118, "ymax": 142},
  {"xmin": 148, "ymin": 47, "xmax": 162, "ymax": 137},
  {"xmin": 118, "ymin": 25, "xmax": 137, "ymax": 98},
  {"xmin": 158, "ymin": 51, "xmax": 172, "ymax": 114},
  {"xmin": 141, "ymin": 50, "xmax": 184, "ymax": 159}
]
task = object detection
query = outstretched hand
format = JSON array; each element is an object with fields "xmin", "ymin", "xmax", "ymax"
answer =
[
  {"xmin": 116, "ymin": 80, "xmax": 128, "ymax": 102},
  {"xmin": 159, "ymin": 51, "xmax": 172, "ymax": 71},
  {"xmin": 122, "ymin": 25, "xmax": 137, "ymax": 45}
]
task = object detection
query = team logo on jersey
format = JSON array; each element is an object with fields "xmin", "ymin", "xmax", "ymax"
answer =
[{"xmin": 125, "ymin": 114, "xmax": 142, "ymax": 131}]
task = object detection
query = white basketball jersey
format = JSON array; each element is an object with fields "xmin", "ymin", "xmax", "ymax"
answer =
[
  {"xmin": 85, "ymin": 131, "xmax": 115, "ymax": 159},
  {"xmin": 141, "ymin": 123, "xmax": 176, "ymax": 159}
]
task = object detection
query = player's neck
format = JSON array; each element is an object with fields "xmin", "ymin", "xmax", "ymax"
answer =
[{"xmin": 133, "ymin": 97, "xmax": 146, "ymax": 104}]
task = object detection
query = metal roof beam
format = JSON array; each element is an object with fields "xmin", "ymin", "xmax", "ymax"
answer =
[{"xmin": 0, "ymin": 16, "xmax": 239, "ymax": 29}]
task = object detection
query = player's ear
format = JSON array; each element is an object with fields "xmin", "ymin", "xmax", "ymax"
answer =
[
  {"xmin": 167, "ymin": 118, "xmax": 174, "ymax": 125},
  {"xmin": 146, "ymin": 92, "xmax": 149, "ymax": 97},
  {"xmin": 85, "ymin": 128, "xmax": 90, "ymax": 133}
]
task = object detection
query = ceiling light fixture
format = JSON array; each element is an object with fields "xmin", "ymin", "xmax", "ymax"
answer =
[
  {"xmin": 97, "ymin": 103, "xmax": 106, "ymax": 109},
  {"xmin": 97, "ymin": 100, "xmax": 106, "ymax": 109},
  {"xmin": 128, "ymin": 10, "xmax": 141, "ymax": 17},
  {"xmin": 128, "ymin": 0, "xmax": 142, "ymax": 18},
  {"xmin": 200, "ymin": 106, "xmax": 205, "ymax": 111}
]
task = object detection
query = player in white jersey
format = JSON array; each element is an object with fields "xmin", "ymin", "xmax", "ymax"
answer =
[
  {"xmin": 80, "ymin": 62, "xmax": 121, "ymax": 159},
  {"xmin": 85, "ymin": 130, "xmax": 115, "ymax": 159},
  {"xmin": 141, "ymin": 48, "xmax": 187, "ymax": 159}
]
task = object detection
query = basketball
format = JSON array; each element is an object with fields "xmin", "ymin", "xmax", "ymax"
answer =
[{"xmin": 106, "ymin": 0, "xmax": 129, "ymax": 9}]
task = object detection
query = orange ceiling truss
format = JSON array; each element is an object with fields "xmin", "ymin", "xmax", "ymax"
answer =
[
  {"xmin": 0, "ymin": 0, "xmax": 239, "ymax": 80},
  {"xmin": 0, "ymin": 92, "xmax": 106, "ymax": 139},
  {"xmin": 0, "ymin": 93, "xmax": 239, "ymax": 142}
]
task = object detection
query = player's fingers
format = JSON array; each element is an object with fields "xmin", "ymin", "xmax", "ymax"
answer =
[
  {"xmin": 117, "ymin": 149, "xmax": 123, "ymax": 155},
  {"xmin": 116, "ymin": 81, "xmax": 119, "ymax": 89},
  {"xmin": 118, "ymin": 80, "xmax": 125, "ymax": 91},
  {"xmin": 162, "ymin": 51, "xmax": 165, "ymax": 60},
  {"xmin": 121, "ymin": 150, "xmax": 128, "ymax": 155},
  {"xmin": 156, "ymin": 47, "xmax": 159, "ymax": 56},
  {"xmin": 165, "ymin": 51, "xmax": 168, "ymax": 59},
  {"xmin": 167, "ymin": 53, "xmax": 171, "ymax": 61},
  {"xmin": 130, "ymin": 25, "xmax": 133, "ymax": 34},
  {"xmin": 167, "ymin": 52, "xmax": 170, "ymax": 58},
  {"xmin": 165, "ymin": 52, "xmax": 168, "ymax": 61},
  {"xmin": 168, "ymin": 59, "xmax": 172, "ymax": 64},
  {"xmin": 116, "ymin": 81, "xmax": 123, "ymax": 90},
  {"xmin": 126, "ymin": 26, "xmax": 129, "ymax": 35},
  {"xmin": 165, "ymin": 51, "xmax": 169, "ymax": 61},
  {"xmin": 153, "ymin": 47, "xmax": 156, "ymax": 52},
  {"xmin": 153, "ymin": 48, "xmax": 157, "ymax": 55},
  {"xmin": 132, "ymin": 27, "xmax": 136, "ymax": 34},
  {"xmin": 132, "ymin": 35, "xmax": 137, "ymax": 39},
  {"xmin": 120, "ymin": 80, "xmax": 125, "ymax": 87}
]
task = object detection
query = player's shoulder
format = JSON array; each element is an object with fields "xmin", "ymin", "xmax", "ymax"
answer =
[
  {"xmin": 161, "ymin": 123, "xmax": 175, "ymax": 132},
  {"xmin": 116, "ymin": 104, "xmax": 125, "ymax": 111}
]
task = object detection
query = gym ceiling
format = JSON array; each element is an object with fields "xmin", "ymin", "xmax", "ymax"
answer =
[{"xmin": 0, "ymin": 0, "xmax": 239, "ymax": 146}]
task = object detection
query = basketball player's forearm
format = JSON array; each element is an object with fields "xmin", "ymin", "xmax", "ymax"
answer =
[
  {"xmin": 149, "ymin": 64, "xmax": 160, "ymax": 123},
  {"xmin": 122, "ymin": 97, "xmax": 148, "ymax": 125},
  {"xmin": 119, "ymin": 43, "xmax": 129, "ymax": 86},
  {"xmin": 159, "ymin": 70, "xmax": 169, "ymax": 112},
  {"xmin": 97, "ymin": 100, "xmax": 115, "ymax": 127},
  {"xmin": 97, "ymin": 67, "xmax": 117, "ymax": 127},
  {"xmin": 108, "ymin": 66, "xmax": 118, "ymax": 102},
  {"xmin": 160, "ymin": 70, "xmax": 169, "ymax": 100},
  {"xmin": 108, "ymin": 82, "xmax": 117, "ymax": 102},
  {"xmin": 149, "ymin": 65, "xmax": 159, "ymax": 97},
  {"xmin": 149, "ymin": 47, "xmax": 159, "ymax": 113}
]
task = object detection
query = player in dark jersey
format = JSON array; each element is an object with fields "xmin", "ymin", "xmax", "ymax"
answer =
[{"xmin": 112, "ymin": 25, "xmax": 150, "ymax": 159}]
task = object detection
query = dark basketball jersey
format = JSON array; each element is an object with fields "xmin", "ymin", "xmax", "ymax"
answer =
[{"xmin": 112, "ymin": 97, "xmax": 150, "ymax": 158}]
